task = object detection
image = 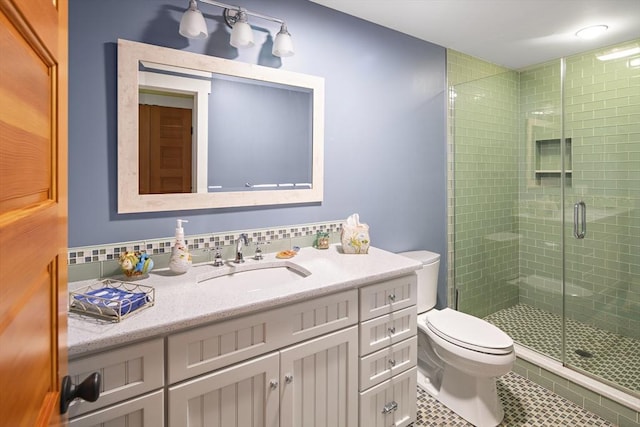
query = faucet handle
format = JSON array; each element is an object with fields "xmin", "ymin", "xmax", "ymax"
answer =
[
  {"xmin": 212, "ymin": 246, "xmax": 224, "ymax": 266},
  {"xmin": 254, "ymin": 241, "xmax": 270, "ymax": 260}
]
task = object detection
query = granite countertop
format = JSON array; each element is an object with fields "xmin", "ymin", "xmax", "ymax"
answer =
[{"xmin": 67, "ymin": 245, "xmax": 421, "ymax": 357}]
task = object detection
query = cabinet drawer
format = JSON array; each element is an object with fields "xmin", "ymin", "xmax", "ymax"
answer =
[
  {"xmin": 168, "ymin": 289, "xmax": 358, "ymax": 383},
  {"xmin": 168, "ymin": 307, "xmax": 278, "ymax": 384},
  {"xmin": 278, "ymin": 289, "xmax": 358, "ymax": 345},
  {"xmin": 359, "ymin": 306, "xmax": 417, "ymax": 356},
  {"xmin": 359, "ymin": 367, "xmax": 417, "ymax": 427},
  {"xmin": 359, "ymin": 274, "xmax": 417, "ymax": 321},
  {"xmin": 360, "ymin": 336, "xmax": 417, "ymax": 390},
  {"xmin": 69, "ymin": 390, "xmax": 163, "ymax": 427},
  {"xmin": 69, "ymin": 339, "xmax": 164, "ymax": 417}
]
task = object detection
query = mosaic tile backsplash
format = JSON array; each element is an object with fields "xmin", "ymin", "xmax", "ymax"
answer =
[{"xmin": 67, "ymin": 220, "xmax": 344, "ymax": 282}]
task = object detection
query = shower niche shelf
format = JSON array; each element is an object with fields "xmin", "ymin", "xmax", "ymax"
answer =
[{"xmin": 535, "ymin": 138, "xmax": 572, "ymax": 185}]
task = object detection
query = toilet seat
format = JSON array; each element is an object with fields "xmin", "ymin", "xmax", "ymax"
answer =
[{"xmin": 424, "ymin": 308, "xmax": 513, "ymax": 355}]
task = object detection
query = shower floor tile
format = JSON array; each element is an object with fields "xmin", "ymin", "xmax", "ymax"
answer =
[
  {"xmin": 415, "ymin": 371, "xmax": 615, "ymax": 426},
  {"xmin": 484, "ymin": 304, "xmax": 640, "ymax": 393}
]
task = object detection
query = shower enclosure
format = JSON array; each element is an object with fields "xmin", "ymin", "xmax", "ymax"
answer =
[{"xmin": 449, "ymin": 39, "xmax": 639, "ymax": 397}]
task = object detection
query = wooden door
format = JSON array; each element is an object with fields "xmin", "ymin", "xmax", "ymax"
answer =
[
  {"xmin": 0, "ymin": 0, "xmax": 68, "ymax": 425},
  {"xmin": 138, "ymin": 105, "xmax": 192, "ymax": 194},
  {"xmin": 279, "ymin": 326, "xmax": 359, "ymax": 427}
]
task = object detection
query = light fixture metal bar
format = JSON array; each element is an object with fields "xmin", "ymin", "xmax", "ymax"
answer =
[{"xmin": 197, "ymin": 0, "xmax": 285, "ymax": 25}]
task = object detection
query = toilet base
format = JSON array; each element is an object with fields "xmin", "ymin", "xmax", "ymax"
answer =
[
  {"xmin": 438, "ymin": 366, "xmax": 505, "ymax": 427},
  {"xmin": 417, "ymin": 368, "xmax": 439, "ymax": 397}
]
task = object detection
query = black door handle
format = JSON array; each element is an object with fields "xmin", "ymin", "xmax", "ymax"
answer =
[{"xmin": 60, "ymin": 372, "xmax": 101, "ymax": 414}]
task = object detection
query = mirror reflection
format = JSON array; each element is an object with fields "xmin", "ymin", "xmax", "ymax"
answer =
[{"xmin": 138, "ymin": 63, "xmax": 313, "ymax": 194}]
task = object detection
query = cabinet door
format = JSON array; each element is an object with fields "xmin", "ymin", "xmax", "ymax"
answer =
[
  {"xmin": 69, "ymin": 390, "xmax": 164, "ymax": 427},
  {"xmin": 280, "ymin": 326, "xmax": 358, "ymax": 427},
  {"xmin": 169, "ymin": 352, "xmax": 279, "ymax": 427},
  {"xmin": 359, "ymin": 367, "xmax": 417, "ymax": 427}
]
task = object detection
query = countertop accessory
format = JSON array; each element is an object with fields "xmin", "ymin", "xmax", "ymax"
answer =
[
  {"xmin": 69, "ymin": 279, "xmax": 155, "ymax": 322},
  {"xmin": 341, "ymin": 213, "xmax": 370, "ymax": 254},
  {"xmin": 119, "ymin": 250, "xmax": 154, "ymax": 277},
  {"xmin": 276, "ymin": 249, "xmax": 297, "ymax": 259},
  {"xmin": 169, "ymin": 219, "xmax": 193, "ymax": 274},
  {"xmin": 314, "ymin": 231, "xmax": 330, "ymax": 249}
]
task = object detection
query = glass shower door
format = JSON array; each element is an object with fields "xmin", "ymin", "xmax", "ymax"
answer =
[{"xmin": 562, "ymin": 41, "xmax": 640, "ymax": 395}]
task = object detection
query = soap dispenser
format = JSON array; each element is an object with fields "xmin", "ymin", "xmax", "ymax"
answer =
[{"xmin": 169, "ymin": 219, "xmax": 192, "ymax": 274}]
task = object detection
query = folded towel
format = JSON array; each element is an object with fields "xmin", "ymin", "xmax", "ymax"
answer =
[{"xmin": 74, "ymin": 287, "xmax": 149, "ymax": 316}]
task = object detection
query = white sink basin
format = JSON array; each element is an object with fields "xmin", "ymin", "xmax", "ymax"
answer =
[{"xmin": 196, "ymin": 260, "xmax": 311, "ymax": 291}]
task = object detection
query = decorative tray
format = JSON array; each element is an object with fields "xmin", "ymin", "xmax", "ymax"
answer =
[{"xmin": 69, "ymin": 279, "xmax": 155, "ymax": 322}]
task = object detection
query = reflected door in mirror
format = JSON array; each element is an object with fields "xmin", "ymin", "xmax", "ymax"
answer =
[{"xmin": 139, "ymin": 105, "xmax": 193, "ymax": 194}]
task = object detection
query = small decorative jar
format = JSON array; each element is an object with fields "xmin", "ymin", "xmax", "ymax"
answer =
[{"xmin": 314, "ymin": 231, "xmax": 330, "ymax": 249}]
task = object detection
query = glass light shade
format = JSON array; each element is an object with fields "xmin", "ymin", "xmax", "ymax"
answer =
[
  {"xmin": 230, "ymin": 21, "xmax": 254, "ymax": 48},
  {"xmin": 179, "ymin": 6, "xmax": 208, "ymax": 39},
  {"xmin": 273, "ymin": 26, "xmax": 294, "ymax": 57},
  {"xmin": 575, "ymin": 25, "xmax": 608, "ymax": 40}
]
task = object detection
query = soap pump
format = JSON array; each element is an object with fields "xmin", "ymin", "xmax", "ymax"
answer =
[{"xmin": 169, "ymin": 219, "xmax": 192, "ymax": 274}]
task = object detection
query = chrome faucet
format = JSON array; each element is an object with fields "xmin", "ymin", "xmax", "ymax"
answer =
[{"xmin": 234, "ymin": 233, "xmax": 249, "ymax": 263}]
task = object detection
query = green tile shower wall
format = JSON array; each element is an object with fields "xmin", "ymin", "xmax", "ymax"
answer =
[
  {"xmin": 448, "ymin": 40, "xmax": 640, "ymax": 336},
  {"xmin": 519, "ymin": 42, "xmax": 640, "ymax": 340},
  {"xmin": 563, "ymin": 45, "xmax": 640, "ymax": 340},
  {"xmin": 448, "ymin": 51, "xmax": 521, "ymax": 318},
  {"xmin": 518, "ymin": 59, "xmax": 564, "ymax": 327}
]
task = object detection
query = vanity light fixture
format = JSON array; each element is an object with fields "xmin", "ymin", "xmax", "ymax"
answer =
[
  {"xmin": 179, "ymin": 0, "xmax": 295, "ymax": 57},
  {"xmin": 575, "ymin": 25, "xmax": 608, "ymax": 40}
]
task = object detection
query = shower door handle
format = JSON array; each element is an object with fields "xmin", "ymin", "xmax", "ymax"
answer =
[{"xmin": 573, "ymin": 201, "xmax": 586, "ymax": 239}]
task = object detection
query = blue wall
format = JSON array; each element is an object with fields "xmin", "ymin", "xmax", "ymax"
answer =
[{"xmin": 68, "ymin": 0, "xmax": 448, "ymax": 304}]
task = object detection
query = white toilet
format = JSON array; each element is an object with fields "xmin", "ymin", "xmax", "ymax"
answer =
[{"xmin": 399, "ymin": 251, "xmax": 515, "ymax": 427}]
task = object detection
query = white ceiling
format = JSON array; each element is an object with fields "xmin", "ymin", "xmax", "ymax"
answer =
[{"xmin": 309, "ymin": 0, "xmax": 640, "ymax": 69}]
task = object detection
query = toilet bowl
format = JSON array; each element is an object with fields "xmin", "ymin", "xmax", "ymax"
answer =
[{"xmin": 399, "ymin": 251, "xmax": 514, "ymax": 427}]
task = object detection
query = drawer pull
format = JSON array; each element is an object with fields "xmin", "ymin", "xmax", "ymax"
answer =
[
  {"xmin": 388, "ymin": 293, "xmax": 396, "ymax": 302},
  {"xmin": 270, "ymin": 380, "xmax": 279, "ymax": 390},
  {"xmin": 285, "ymin": 374, "xmax": 294, "ymax": 384},
  {"xmin": 388, "ymin": 326, "xmax": 396, "ymax": 335},
  {"xmin": 381, "ymin": 400, "xmax": 398, "ymax": 414},
  {"xmin": 388, "ymin": 359, "xmax": 396, "ymax": 367}
]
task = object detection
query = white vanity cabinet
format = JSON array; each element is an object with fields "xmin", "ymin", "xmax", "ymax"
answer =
[
  {"xmin": 167, "ymin": 290, "xmax": 359, "ymax": 427},
  {"xmin": 168, "ymin": 326, "xmax": 358, "ymax": 427},
  {"xmin": 68, "ymin": 265, "xmax": 422, "ymax": 427},
  {"xmin": 358, "ymin": 274, "xmax": 418, "ymax": 427}
]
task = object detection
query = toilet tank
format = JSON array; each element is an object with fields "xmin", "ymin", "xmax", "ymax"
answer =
[{"xmin": 398, "ymin": 250, "xmax": 440, "ymax": 313}]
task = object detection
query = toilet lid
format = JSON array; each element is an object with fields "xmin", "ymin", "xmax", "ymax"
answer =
[{"xmin": 426, "ymin": 308, "xmax": 513, "ymax": 355}]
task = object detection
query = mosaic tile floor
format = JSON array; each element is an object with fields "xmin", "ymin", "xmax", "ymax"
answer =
[
  {"xmin": 484, "ymin": 304, "xmax": 640, "ymax": 394},
  {"xmin": 414, "ymin": 371, "xmax": 615, "ymax": 426}
]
